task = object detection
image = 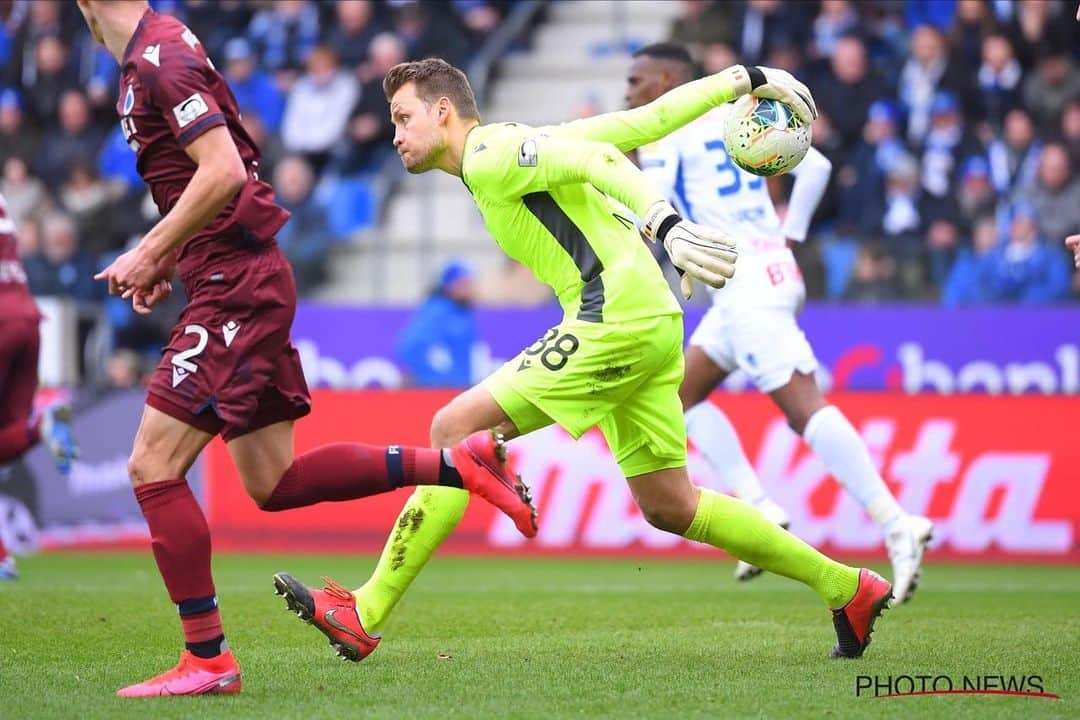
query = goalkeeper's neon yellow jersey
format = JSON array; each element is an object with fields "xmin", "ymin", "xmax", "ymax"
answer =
[{"xmin": 459, "ymin": 72, "xmax": 745, "ymax": 324}]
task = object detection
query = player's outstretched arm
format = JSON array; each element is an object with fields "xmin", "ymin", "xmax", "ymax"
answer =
[
  {"xmin": 551, "ymin": 66, "xmax": 816, "ymax": 152},
  {"xmin": 95, "ymin": 126, "xmax": 247, "ymax": 301}
]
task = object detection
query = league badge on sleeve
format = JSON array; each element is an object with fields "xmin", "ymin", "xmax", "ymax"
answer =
[
  {"xmin": 518, "ymin": 139, "xmax": 538, "ymax": 167},
  {"xmin": 123, "ymin": 84, "xmax": 135, "ymax": 115},
  {"xmin": 173, "ymin": 93, "xmax": 209, "ymax": 128}
]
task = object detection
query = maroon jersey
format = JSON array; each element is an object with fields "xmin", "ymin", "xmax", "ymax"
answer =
[
  {"xmin": 0, "ymin": 193, "xmax": 40, "ymax": 322},
  {"xmin": 116, "ymin": 10, "xmax": 289, "ymax": 282}
]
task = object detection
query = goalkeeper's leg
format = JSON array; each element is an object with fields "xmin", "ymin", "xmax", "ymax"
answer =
[
  {"xmin": 628, "ymin": 466, "xmax": 892, "ymax": 657},
  {"xmin": 355, "ymin": 385, "xmax": 530, "ymax": 634}
]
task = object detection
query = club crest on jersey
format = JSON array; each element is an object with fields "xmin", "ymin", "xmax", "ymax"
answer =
[
  {"xmin": 122, "ymin": 84, "xmax": 135, "ymax": 115},
  {"xmin": 518, "ymin": 139, "xmax": 538, "ymax": 167},
  {"xmin": 173, "ymin": 93, "xmax": 209, "ymax": 128}
]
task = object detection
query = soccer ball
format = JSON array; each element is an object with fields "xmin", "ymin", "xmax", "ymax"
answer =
[{"xmin": 723, "ymin": 95, "xmax": 812, "ymax": 177}]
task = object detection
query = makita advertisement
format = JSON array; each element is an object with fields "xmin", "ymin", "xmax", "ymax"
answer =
[
  {"xmin": 292, "ymin": 304, "xmax": 1080, "ymax": 394},
  {"xmin": 205, "ymin": 390, "xmax": 1080, "ymax": 561}
]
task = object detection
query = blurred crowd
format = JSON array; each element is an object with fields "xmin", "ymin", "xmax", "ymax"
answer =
[
  {"xmin": 670, "ymin": 0, "xmax": 1080, "ymax": 303},
  {"xmin": 0, "ymin": 0, "xmax": 513, "ymax": 378}
]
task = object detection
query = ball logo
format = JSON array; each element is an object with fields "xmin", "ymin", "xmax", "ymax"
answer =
[{"xmin": 173, "ymin": 93, "xmax": 209, "ymax": 128}]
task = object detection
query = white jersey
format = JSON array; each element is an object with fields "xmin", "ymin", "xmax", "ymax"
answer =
[{"xmin": 638, "ymin": 105, "xmax": 831, "ymax": 310}]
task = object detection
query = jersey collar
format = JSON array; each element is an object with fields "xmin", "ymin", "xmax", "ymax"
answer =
[{"xmin": 122, "ymin": 8, "xmax": 156, "ymax": 64}]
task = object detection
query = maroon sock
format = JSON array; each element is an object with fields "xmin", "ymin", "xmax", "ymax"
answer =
[
  {"xmin": 260, "ymin": 442, "xmax": 461, "ymax": 512},
  {"xmin": 0, "ymin": 535, "xmax": 8, "ymax": 561},
  {"xmin": 134, "ymin": 478, "xmax": 223, "ymax": 652},
  {"xmin": 0, "ymin": 418, "xmax": 39, "ymax": 464}
]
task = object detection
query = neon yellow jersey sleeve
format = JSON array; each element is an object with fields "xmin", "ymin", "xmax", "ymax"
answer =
[
  {"xmin": 465, "ymin": 128, "xmax": 661, "ymax": 219},
  {"xmin": 461, "ymin": 122, "xmax": 681, "ymax": 324},
  {"xmin": 546, "ymin": 71, "xmax": 746, "ymax": 151}
]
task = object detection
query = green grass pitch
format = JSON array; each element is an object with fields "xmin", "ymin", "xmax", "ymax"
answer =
[{"xmin": 1, "ymin": 553, "xmax": 1077, "ymax": 719}]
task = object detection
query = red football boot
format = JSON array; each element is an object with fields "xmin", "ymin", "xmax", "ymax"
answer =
[
  {"xmin": 116, "ymin": 650, "xmax": 241, "ymax": 697},
  {"xmin": 451, "ymin": 430, "xmax": 537, "ymax": 538},
  {"xmin": 830, "ymin": 568, "xmax": 893, "ymax": 658},
  {"xmin": 273, "ymin": 573, "xmax": 380, "ymax": 662}
]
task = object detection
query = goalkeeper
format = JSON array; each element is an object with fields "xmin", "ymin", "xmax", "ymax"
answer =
[{"xmin": 274, "ymin": 59, "xmax": 892, "ymax": 660}]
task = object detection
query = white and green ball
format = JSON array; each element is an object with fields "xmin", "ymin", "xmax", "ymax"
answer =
[{"xmin": 723, "ymin": 95, "xmax": 812, "ymax": 177}]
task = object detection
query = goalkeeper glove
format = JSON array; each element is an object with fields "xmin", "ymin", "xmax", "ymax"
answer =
[
  {"xmin": 643, "ymin": 200, "xmax": 737, "ymax": 300},
  {"xmin": 718, "ymin": 65, "xmax": 818, "ymax": 125}
]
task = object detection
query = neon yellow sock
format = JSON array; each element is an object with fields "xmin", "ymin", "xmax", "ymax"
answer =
[
  {"xmin": 683, "ymin": 488, "xmax": 859, "ymax": 608},
  {"xmin": 353, "ymin": 486, "xmax": 469, "ymax": 633}
]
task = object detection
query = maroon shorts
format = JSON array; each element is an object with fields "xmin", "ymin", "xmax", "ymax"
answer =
[
  {"xmin": 0, "ymin": 317, "xmax": 39, "ymax": 427},
  {"xmin": 147, "ymin": 243, "xmax": 311, "ymax": 442}
]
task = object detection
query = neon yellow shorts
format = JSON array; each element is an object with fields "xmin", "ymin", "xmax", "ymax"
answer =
[{"xmin": 483, "ymin": 313, "xmax": 687, "ymax": 477}]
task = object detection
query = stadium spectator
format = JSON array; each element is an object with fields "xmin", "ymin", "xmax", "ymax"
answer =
[
  {"xmin": 247, "ymin": 0, "xmax": 321, "ymax": 81},
  {"xmin": 843, "ymin": 242, "xmax": 902, "ymax": 302},
  {"xmin": 280, "ymin": 44, "xmax": 357, "ymax": 172},
  {"xmin": 239, "ymin": 108, "xmax": 284, "ymax": 182},
  {"xmin": 222, "ymin": 37, "xmax": 284, "ymax": 133},
  {"xmin": 943, "ymin": 214, "xmax": 999, "ymax": 306},
  {"xmin": 948, "ymin": 0, "xmax": 997, "ymax": 70},
  {"xmin": 396, "ymin": 260, "xmax": 477, "ymax": 388},
  {"xmin": 898, "ymin": 24, "xmax": 976, "ymax": 147},
  {"xmin": 342, "ymin": 32, "xmax": 405, "ymax": 173},
  {"xmin": 809, "ymin": 0, "xmax": 859, "ymax": 60},
  {"xmin": 455, "ymin": 0, "xmax": 503, "ymax": 43},
  {"xmin": 105, "ymin": 348, "xmax": 146, "ymax": 390},
  {"xmin": 327, "ymin": 0, "xmax": 386, "ymax": 69},
  {"xmin": 669, "ymin": 0, "xmax": 736, "ymax": 50},
  {"xmin": 4, "ymin": 0, "xmax": 67, "ymax": 89},
  {"xmin": 1, "ymin": 157, "xmax": 49, "ymax": 226},
  {"xmin": 918, "ymin": 91, "xmax": 983, "ymax": 219},
  {"xmin": 97, "ymin": 123, "xmax": 141, "ymax": 193},
  {"xmin": 1022, "ymin": 47, "xmax": 1080, "ymax": 135},
  {"xmin": 981, "ymin": 204, "xmax": 1071, "ymax": 304},
  {"xmin": 23, "ymin": 212, "xmax": 100, "ymax": 302},
  {"xmin": 976, "ymin": 32, "xmax": 1023, "ymax": 131},
  {"xmin": 925, "ymin": 216, "xmax": 962, "ymax": 288},
  {"xmin": 21, "ymin": 34, "xmax": 73, "ymax": 126},
  {"xmin": 59, "ymin": 162, "xmax": 113, "ymax": 253},
  {"xmin": 955, "ymin": 155, "xmax": 997, "ymax": 231},
  {"xmin": 838, "ymin": 100, "xmax": 904, "ymax": 238},
  {"xmin": 392, "ymin": 1, "xmax": 471, "ymax": 69},
  {"xmin": 811, "ymin": 35, "xmax": 883, "ymax": 153},
  {"xmin": 272, "ymin": 155, "xmax": 334, "ymax": 295},
  {"xmin": 180, "ymin": 0, "xmax": 254, "ymax": 64},
  {"xmin": 1027, "ymin": 143, "xmax": 1080, "ymax": 246},
  {"xmin": 1061, "ymin": 98, "xmax": 1080, "ymax": 164},
  {"xmin": 699, "ymin": 41, "xmax": 738, "ymax": 75},
  {"xmin": 733, "ymin": 0, "xmax": 808, "ymax": 66},
  {"xmin": 34, "ymin": 89, "xmax": 103, "ymax": 192},
  {"xmin": 988, "ymin": 108, "xmax": 1041, "ymax": 198},
  {"xmin": 0, "ymin": 88, "xmax": 39, "ymax": 165}
]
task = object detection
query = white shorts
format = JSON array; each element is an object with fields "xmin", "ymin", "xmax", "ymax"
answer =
[{"xmin": 688, "ymin": 303, "xmax": 817, "ymax": 393}]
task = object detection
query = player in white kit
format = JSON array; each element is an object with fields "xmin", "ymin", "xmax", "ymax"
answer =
[{"xmin": 626, "ymin": 44, "xmax": 932, "ymax": 605}]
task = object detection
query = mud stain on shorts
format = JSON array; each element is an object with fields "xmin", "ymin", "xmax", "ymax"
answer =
[{"xmin": 589, "ymin": 363, "xmax": 633, "ymax": 394}]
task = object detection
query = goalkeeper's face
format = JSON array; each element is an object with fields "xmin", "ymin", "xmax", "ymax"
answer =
[{"xmin": 390, "ymin": 83, "xmax": 448, "ymax": 174}]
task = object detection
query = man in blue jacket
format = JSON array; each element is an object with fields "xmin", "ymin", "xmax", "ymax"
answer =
[{"xmin": 397, "ymin": 261, "xmax": 476, "ymax": 387}]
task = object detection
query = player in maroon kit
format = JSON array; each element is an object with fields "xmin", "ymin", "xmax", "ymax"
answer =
[
  {"xmin": 78, "ymin": 0, "xmax": 535, "ymax": 697},
  {"xmin": 0, "ymin": 192, "xmax": 79, "ymax": 581}
]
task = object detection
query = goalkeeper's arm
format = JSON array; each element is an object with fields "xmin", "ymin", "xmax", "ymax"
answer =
[
  {"xmin": 549, "ymin": 65, "xmax": 816, "ymax": 152},
  {"xmin": 469, "ymin": 134, "xmax": 737, "ymax": 296}
]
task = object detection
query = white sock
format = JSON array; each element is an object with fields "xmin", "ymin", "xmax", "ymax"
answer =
[
  {"xmin": 802, "ymin": 405, "xmax": 904, "ymax": 528},
  {"xmin": 685, "ymin": 402, "xmax": 767, "ymax": 504}
]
